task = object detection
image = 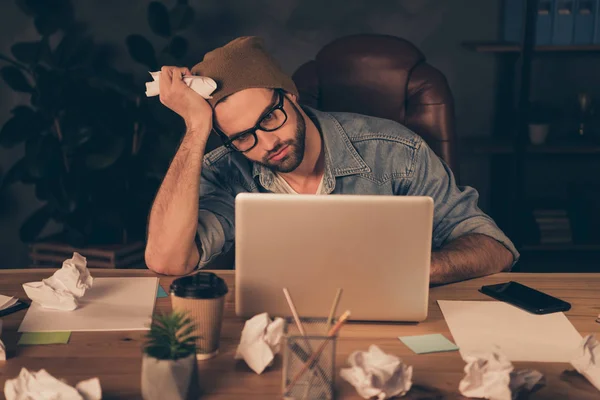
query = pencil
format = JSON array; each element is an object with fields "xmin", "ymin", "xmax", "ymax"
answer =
[
  {"xmin": 326, "ymin": 288, "xmax": 343, "ymax": 331},
  {"xmin": 283, "ymin": 288, "xmax": 307, "ymax": 336}
]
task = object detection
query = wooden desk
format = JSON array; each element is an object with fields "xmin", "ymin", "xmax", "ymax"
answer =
[{"xmin": 0, "ymin": 270, "xmax": 598, "ymax": 399}]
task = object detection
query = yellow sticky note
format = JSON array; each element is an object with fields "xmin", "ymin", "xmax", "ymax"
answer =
[
  {"xmin": 19, "ymin": 332, "xmax": 71, "ymax": 345},
  {"xmin": 399, "ymin": 334, "xmax": 459, "ymax": 354}
]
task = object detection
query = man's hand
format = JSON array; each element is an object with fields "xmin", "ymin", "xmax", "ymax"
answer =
[{"xmin": 158, "ymin": 66, "xmax": 213, "ymax": 135}]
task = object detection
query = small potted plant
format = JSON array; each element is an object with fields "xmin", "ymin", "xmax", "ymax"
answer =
[{"xmin": 141, "ymin": 312, "xmax": 199, "ymax": 400}]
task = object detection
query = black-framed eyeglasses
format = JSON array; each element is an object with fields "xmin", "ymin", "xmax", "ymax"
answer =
[{"xmin": 213, "ymin": 89, "xmax": 288, "ymax": 153}]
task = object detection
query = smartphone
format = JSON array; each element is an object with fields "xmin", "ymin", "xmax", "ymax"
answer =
[
  {"xmin": 479, "ymin": 281, "xmax": 571, "ymax": 314},
  {"xmin": 0, "ymin": 298, "xmax": 30, "ymax": 318}
]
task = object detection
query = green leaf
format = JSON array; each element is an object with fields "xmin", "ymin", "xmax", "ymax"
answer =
[
  {"xmin": 55, "ymin": 30, "xmax": 94, "ymax": 68},
  {"xmin": 30, "ymin": 67, "xmax": 62, "ymax": 112},
  {"xmin": 143, "ymin": 311, "xmax": 197, "ymax": 360},
  {"xmin": 0, "ymin": 106, "xmax": 42, "ymax": 148},
  {"xmin": 126, "ymin": 35, "xmax": 157, "ymax": 70},
  {"xmin": 11, "ymin": 41, "xmax": 41, "ymax": 64},
  {"xmin": 47, "ymin": 177, "xmax": 75, "ymax": 214},
  {"xmin": 25, "ymin": 136, "xmax": 46, "ymax": 179},
  {"xmin": 167, "ymin": 36, "xmax": 188, "ymax": 59},
  {"xmin": 84, "ymin": 136, "xmax": 125, "ymax": 170},
  {"xmin": 30, "ymin": 0, "xmax": 75, "ymax": 36},
  {"xmin": 34, "ymin": 178, "xmax": 51, "ymax": 201},
  {"xmin": 89, "ymin": 68, "xmax": 139, "ymax": 100},
  {"xmin": 177, "ymin": 324, "xmax": 196, "ymax": 340},
  {"xmin": 170, "ymin": 4, "xmax": 194, "ymax": 31},
  {"xmin": 15, "ymin": 0, "xmax": 36, "ymax": 16},
  {"xmin": 0, "ymin": 159, "xmax": 26, "ymax": 190},
  {"xmin": 148, "ymin": 1, "xmax": 171, "ymax": 38},
  {"xmin": 25, "ymin": 135, "xmax": 61, "ymax": 179},
  {"xmin": 20, "ymin": 203, "xmax": 54, "ymax": 243},
  {"xmin": 61, "ymin": 126, "xmax": 93, "ymax": 151},
  {"xmin": 38, "ymin": 38, "xmax": 54, "ymax": 66},
  {"xmin": 34, "ymin": 15, "xmax": 60, "ymax": 36},
  {"xmin": 17, "ymin": 0, "xmax": 64, "ymax": 16},
  {"xmin": 1, "ymin": 66, "xmax": 33, "ymax": 92}
]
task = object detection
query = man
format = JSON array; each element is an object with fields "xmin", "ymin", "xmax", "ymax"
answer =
[{"xmin": 145, "ymin": 36, "xmax": 519, "ymax": 283}]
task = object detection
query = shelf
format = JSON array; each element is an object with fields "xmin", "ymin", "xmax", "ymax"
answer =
[
  {"xmin": 460, "ymin": 137, "xmax": 600, "ymax": 155},
  {"xmin": 462, "ymin": 41, "xmax": 600, "ymax": 53},
  {"xmin": 521, "ymin": 243, "xmax": 600, "ymax": 252}
]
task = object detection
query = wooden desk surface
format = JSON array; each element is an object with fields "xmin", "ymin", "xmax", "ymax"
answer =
[{"xmin": 0, "ymin": 270, "xmax": 599, "ymax": 399}]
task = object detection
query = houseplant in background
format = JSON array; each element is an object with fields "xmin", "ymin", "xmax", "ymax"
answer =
[
  {"xmin": 141, "ymin": 311, "xmax": 199, "ymax": 400},
  {"xmin": 125, "ymin": 0, "xmax": 224, "ymax": 158},
  {"xmin": 0, "ymin": 0, "xmax": 196, "ymax": 268},
  {"xmin": 0, "ymin": 167, "xmax": 9, "ymax": 217},
  {"xmin": 126, "ymin": 0, "xmax": 195, "ymax": 71}
]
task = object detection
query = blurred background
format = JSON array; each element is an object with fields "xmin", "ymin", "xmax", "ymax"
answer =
[{"xmin": 1, "ymin": 0, "xmax": 599, "ymax": 272}]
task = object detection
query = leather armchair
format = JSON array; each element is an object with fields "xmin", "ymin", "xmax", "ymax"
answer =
[{"xmin": 292, "ymin": 34, "xmax": 459, "ymax": 180}]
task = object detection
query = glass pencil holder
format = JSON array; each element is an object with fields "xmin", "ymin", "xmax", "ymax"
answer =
[{"xmin": 282, "ymin": 317, "xmax": 337, "ymax": 400}]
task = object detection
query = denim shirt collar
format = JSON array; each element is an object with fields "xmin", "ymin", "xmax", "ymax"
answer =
[{"xmin": 252, "ymin": 106, "xmax": 370, "ymax": 193}]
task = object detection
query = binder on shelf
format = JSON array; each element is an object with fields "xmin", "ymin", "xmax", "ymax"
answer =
[
  {"xmin": 503, "ymin": 0, "xmax": 524, "ymax": 43},
  {"xmin": 574, "ymin": 0, "xmax": 597, "ymax": 44},
  {"xmin": 552, "ymin": 0, "xmax": 575, "ymax": 44},
  {"xmin": 594, "ymin": 0, "xmax": 600, "ymax": 42},
  {"xmin": 536, "ymin": 0, "xmax": 554, "ymax": 45}
]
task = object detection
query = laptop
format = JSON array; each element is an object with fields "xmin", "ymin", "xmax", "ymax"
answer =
[{"xmin": 234, "ymin": 193, "xmax": 433, "ymax": 322}]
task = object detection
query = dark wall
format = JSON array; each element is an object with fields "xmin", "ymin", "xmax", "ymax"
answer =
[{"xmin": 0, "ymin": 0, "xmax": 501, "ymax": 268}]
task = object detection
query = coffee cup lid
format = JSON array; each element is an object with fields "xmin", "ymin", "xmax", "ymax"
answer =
[{"xmin": 170, "ymin": 272, "xmax": 228, "ymax": 299}]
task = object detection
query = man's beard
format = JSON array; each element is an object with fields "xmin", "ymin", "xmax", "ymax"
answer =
[{"xmin": 258, "ymin": 102, "xmax": 306, "ymax": 173}]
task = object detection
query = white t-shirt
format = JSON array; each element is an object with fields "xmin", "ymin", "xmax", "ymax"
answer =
[{"xmin": 272, "ymin": 173, "xmax": 326, "ymax": 194}]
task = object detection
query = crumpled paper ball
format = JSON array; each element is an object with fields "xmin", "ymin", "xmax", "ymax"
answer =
[
  {"xmin": 234, "ymin": 312, "xmax": 285, "ymax": 374},
  {"xmin": 571, "ymin": 334, "xmax": 600, "ymax": 392},
  {"xmin": 459, "ymin": 348, "xmax": 545, "ymax": 400},
  {"xmin": 340, "ymin": 345, "xmax": 413, "ymax": 399},
  {"xmin": 4, "ymin": 368, "xmax": 101, "ymax": 400},
  {"xmin": 22, "ymin": 252, "xmax": 93, "ymax": 311},
  {"xmin": 145, "ymin": 71, "xmax": 216, "ymax": 98}
]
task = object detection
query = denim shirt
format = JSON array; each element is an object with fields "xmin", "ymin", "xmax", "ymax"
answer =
[{"xmin": 196, "ymin": 107, "xmax": 520, "ymax": 268}]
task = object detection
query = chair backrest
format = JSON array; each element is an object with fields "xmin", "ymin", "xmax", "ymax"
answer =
[{"xmin": 292, "ymin": 34, "xmax": 459, "ymax": 178}]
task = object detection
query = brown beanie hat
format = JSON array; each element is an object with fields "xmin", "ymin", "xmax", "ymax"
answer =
[{"xmin": 191, "ymin": 36, "xmax": 298, "ymax": 107}]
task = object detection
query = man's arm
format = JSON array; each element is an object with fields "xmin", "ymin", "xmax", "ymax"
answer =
[
  {"xmin": 404, "ymin": 138, "xmax": 519, "ymax": 284},
  {"xmin": 430, "ymin": 233, "xmax": 514, "ymax": 285},
  {"xmin": 145, "ymin": 66, "xmax": 213, "ymax": 275}
]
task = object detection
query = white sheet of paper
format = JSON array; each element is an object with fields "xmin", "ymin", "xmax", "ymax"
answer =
[
  {"xmin": 438, "ymin": 300, "xmax": 582, "ymax": 362},
  {"xmin": 18, "ymin": 278, "xmax": 158, "ymax": 332}
]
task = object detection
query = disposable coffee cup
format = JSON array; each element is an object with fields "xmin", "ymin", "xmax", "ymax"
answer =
[{"xmin": 170, "ymin": 272, "xmax": 228, "ymax": 360}]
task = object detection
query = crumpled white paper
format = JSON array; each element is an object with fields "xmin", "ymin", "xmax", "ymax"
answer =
[
  {"xmin": 145, "ymin": 71, "xmax": 217, "ymax": 98},
  {"xmin": 22, "ymin": 252, "xmax": 93, "ymax": 311},
  {"xmin": 508, "ymin": 369, "xmax": 545, "ymax": 397},
  {"xmin": 234, "ymin": 312, "xmax": 285, "ymax": 374},
  {"xmin": 0, "ymin": 319, "xmax": 6, "ymax": 361},
  {"xmin": 459, "ymin": 349, "xmax": 545, "ymax": 400},
  {"xmin": 571, "ymin": 334, "xmax": 600, "ymax": 391},
  {"xmin": 340, "ymin": 345, "xmax": 413, "ymax": 399},
  {"xmin": 4, "ymin": 368, "xmax": 101, "ymax": 400}
]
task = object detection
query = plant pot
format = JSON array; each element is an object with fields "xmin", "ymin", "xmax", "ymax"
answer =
[
  {"xmin": 141, "ymin": 353, "xmax": 197, "ymax": 400},
  {"xmin": 528, "ymin": 123, "xmax": 550, "ymax": 145}
]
